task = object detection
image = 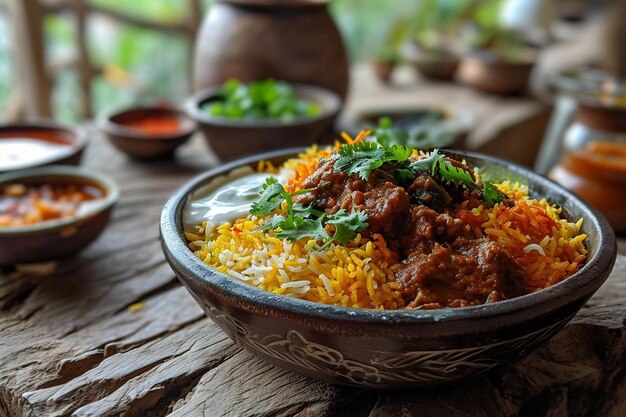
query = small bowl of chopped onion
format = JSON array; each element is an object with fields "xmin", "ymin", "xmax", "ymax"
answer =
[{"xmin": 0, "ymin": 166, "xmax": 120, "ymax": 265}]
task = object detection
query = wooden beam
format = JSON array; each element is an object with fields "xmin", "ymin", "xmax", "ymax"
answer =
[
  {"xmin": 71, "ymin": 0, "xmax": 93, "ymax": 118},
  {"xmin": 6, "ymin": 0, "xmax": 52, "ymax": 118}
]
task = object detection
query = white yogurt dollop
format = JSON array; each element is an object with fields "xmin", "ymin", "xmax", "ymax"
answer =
[{"xmin": 183, "ymin": 167, "xmax": 274, "ymax": 233}]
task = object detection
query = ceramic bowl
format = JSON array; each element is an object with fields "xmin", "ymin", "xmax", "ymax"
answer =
[
  {"xmin": 160, "ymin": 149, "xmax": 616, "ymax": 389},
  {"xmin": 458, "ymin": 51, "xmax": 535, "ymax": 95},
  {"xmin": 404, "ymin": 46, "xmax": 460, "ymax": 81},
  {"xmin": 0, "ymin": 166, "xmax": 120, "ymax": 265},
  {"xmin": 356, "ymin": 107, "xmax": 473, "ymax": 149},
  {"xmin": 186, "ymin": 84, "xmax": 341, "ymax": 161},
  {"xmin": 98, "ymin": 105, "xmax": 197, "ymax": 159},
  {"xmin": 0, "ymin": 120, "xmax": 88, "ymax": 173}
]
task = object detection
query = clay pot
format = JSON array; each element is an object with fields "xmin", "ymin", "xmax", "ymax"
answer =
[
  {"xmin": 186, "ymin": 84, "xmax": 340, "ymax": 161},
  {"xmin": 0, "ymin": 120, "xmax": 87, "ymax": 173},
  {"xmin": 0, "ymin": 166, "xmax": 119, "ymax": 265},
  {"xmin": 98, "ymin": 105, "xmax": 197, "ymax": 160},
  {"xmin": 161, "ymin": 148, "xmax": 616, "ymax": 389},
  {"xmin": 458, "ymin": 51, "xmax": 535, "ymax": 95},
  {"xmin": 372, "ymin": 60, "xmax": 395, "ymax": 84},
  {"xmin": 192, "ymin": 0, "xmax": 349, "ymax": 101},
  {"xmin": 405, "ymin": 46, "xmax": 460, "ymax": 81}
]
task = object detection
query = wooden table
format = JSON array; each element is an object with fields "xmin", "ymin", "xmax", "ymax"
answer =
[{"xmin": 1, "ymin": 132, "xmax": 625, "ymax": 417}]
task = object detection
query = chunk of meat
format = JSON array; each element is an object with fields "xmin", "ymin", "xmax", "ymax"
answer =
[
  {"xmin": 294, "ymin": 156, "xmax": 410, "ymax": 236},
  {"xmin": 391, "ymin": 238, "xmax": 527, "ymax": 308},
  {"xmin": 407, "ymin": 172, "xmax": 453, "ymax": 210}
]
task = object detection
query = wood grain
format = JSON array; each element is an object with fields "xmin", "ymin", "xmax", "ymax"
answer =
[{"xmin": 0, "ymin": 130, "xmax": 624, "ymax": 417}]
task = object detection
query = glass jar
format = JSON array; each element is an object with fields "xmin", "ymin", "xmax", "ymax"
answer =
[{"xmin": 549, "ymin": 94, "xmax": 626, "ymax": 233}]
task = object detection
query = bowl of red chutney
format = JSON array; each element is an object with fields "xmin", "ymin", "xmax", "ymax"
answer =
[{"xmin": 98, "ymin": 104, "xmax": 197, "ymax": 159}]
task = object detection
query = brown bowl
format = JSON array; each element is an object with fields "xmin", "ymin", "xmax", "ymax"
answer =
[
  {"xmin": 405, "ymin": 47, "xmax": 460, "ymax": 81},
  {"xmin": 186, "ymin": 84, "xmax": 341, "ymax": 161},
  {"xmin": 160, "ymin": 148, "xmax": 616, "ymax": 389},
  {"xmin": 458, "ymin": 51, "xmax": 535, "ymax": 95},
  {"xmin": 0, "ymin": 166, "xmax": 120, "ymax": 265},
  {"xmin": 357, "ymin": 107, "xmax": 473, "ymax": 149},
  {"xmin": 0, "ymin": 120, "xmax": 87, "ymax": 173},
  {"xmin": 98, "ymin": 105, "xmax": 197, "ymax": 159}
]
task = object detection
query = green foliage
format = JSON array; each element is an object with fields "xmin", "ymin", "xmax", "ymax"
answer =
[
  {"xmin": 412, "ymin": 0, "xmax": 472, "ymax": 48},
  {"xmin": 335, "ymin": 140, "xmax": 412, "ymax": 180},
  {"xmin": 371, "ymin": 117, "xmax": 456, "ymax": 151},
  {"xmin": 336, "ymin": 133, "xmax": 506, "ymax": 207},
  {"xmin": 483, "ymin": 181, "xmax": 506, "ymax": 206},
  {"xmin": 204, "ymin": 79, "xmax": 322, "ymax": 123}
]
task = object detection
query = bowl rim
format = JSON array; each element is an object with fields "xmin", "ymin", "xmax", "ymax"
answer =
[
  {"xmin": 0, "ymin": 165, "xmax": 120, "ymax": 236},
  {"xmin": 0, "ymin": 118, "xmax": 88, "ymax": 172},
  {"xmin": 160, "ymin": 147, "xmax": 616, "ymax": 325},
  {"xmin": 185, "ymin": 83, "xmax": 342, "ymax": 128},
  {"xmin": 97, "ymin": 104, "xmax": 198, "ymax": 141}
]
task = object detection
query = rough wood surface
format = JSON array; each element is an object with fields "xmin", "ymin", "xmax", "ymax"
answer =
[{"xmin": 0, "ymin": 131, "xmax": 625, "ymax": 417}]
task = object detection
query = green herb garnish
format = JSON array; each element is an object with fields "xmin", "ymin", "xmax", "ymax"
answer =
[
  {"xmin": 482, "ymin": 181, "xmax": 506, "ymax": 207},
  {"xmin": 373, "ymin": 117, "xmax": 456, "ymax": 150},
  {"xmin": 335, "ymin": 139, "xmax": 506, "ymax": 207},
  {"xmin": 203, "ymin": 79, "xmax": 322, "ymax": 123},
  {"xmin": 251, "ymin": 178, "xmax": 368, "ymax": 248},
  {"xmin": 335, "ymin": 141, "xmax": 412, "ymax": 180}
]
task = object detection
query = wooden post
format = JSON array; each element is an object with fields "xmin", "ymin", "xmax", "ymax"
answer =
[
  {"xmin": 6, "ymin": 0, "xmax": 52, "ymax": 118},
  {"xmin": 72, "ymin": 0, "xmax": 93, "ymax": 118},
  {"xmin": 187, "ymin": 0, "xmax": 203, "ymax": 93}
]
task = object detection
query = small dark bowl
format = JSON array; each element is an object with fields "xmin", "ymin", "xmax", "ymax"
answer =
[
  {"xmin": 458, "ymin": 51, "xmax": 535, "ymax": 95},
  {"xmin": 160, "ymin": 149, "xmax": 616, "ymax": 389},
  {"xmin": 98, "ymin": 105, "xmax": 197, "ymax": 159},
  {"xmin": 186, "ymin": 84, "xmax": 341, "ymax": 161},
  {"xmin": 0, "ymin": 120, "xmax": 87, "ymax": 173},
  {"xmin": 0, "ymin": 166, "xmax": 120, "ymax": 265},
  {"xmin": 357, "ymin": 107, "xmax": 473, "ymax": 149},
  {"xmin": 404, "ymin": 46, "xmax": 460, "ymax": 81}
]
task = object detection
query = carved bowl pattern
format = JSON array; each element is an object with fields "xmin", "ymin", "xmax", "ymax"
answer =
[{"xmin": 161, "ymin": 149, "xmax": 616, "ymax": 388}]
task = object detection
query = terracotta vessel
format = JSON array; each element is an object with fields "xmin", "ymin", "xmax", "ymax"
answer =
[
  {"xmin": 372, "ymin": 61, "xmax": 395, "ymax": 84},
  {"xmin": 0, "ymin": 166, "xmax": 119, "ymax": 265},
  {"xmin": 405, "ymin": 45, "xmax": 460, "ymax": 81},
  {"xmin": 186, "ymin": 84, "xmax": 340, "ymax": 160},
  {"xmin": 458, "ymin": 51, "xmax": 535, "ymax": 95},
  {"xmin": 193, "ymin": 0, "xmax": 349, "ymax": 101},
  {"xmin": 0, "ymin": 120, "xmax": 87, "ymax": 173},
  {"xmin": 98, "ymin": 105, "xmax": 197, "ymax": 160}
]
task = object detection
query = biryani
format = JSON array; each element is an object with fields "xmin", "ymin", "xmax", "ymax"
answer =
[{"xmin": 185, "ymin": 133, "xmax": 587, "ymax": 310}]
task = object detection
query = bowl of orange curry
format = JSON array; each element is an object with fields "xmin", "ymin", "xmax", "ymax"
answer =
[
  {"xmin": 0, "ymin": 166, "xmax": 119, "ymax": 265},
  {"xmin": 98, "ymin": 104, "xmax": 197, "ymax": 159}
]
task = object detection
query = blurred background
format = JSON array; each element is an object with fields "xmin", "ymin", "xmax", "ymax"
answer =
[
  {"xmin": 0, "ymin": 0, "xmax": 613, "ymax": 122},
  {"xmin": 1, "ymin": 0, "xmax": 625, "ymax": 231}
]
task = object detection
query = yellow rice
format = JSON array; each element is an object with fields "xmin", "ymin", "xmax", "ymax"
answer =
[{"xmin": 187, "ymin": 145, "xmax": 588, "ymax": 309}]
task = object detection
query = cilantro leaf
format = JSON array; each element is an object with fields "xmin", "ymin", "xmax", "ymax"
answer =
[
  {"xmin": 250, "ymin": 177, "xmax": 285, "ymax": 216},
  {"xmin": 335, "ymin": 141, "xmax": 412, "ymax": 180},
  {"xmin": 436, "ymin": 159, "xmax": 478, "ymax": 190},
  {"xmin": 255, "ymin": 214, "xmax": 286, "ymax": 232},
  {"xmin": 482, "ymin": 181, "xmax": 506, "ymax": 207},
  {"xmin": 393, "ymin": 168, "xmax": 415, "ymax": 186},
  {"xmin": 324, "ymin": 210, "xmax": 369, "ymax": 247},
  {"xmin": 408, "ymin": 149, "xmax": 444, "ymax": 175},
  {"xmin": 276, "ymin": 216, "xmax": 329, "ymax": 243}
]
